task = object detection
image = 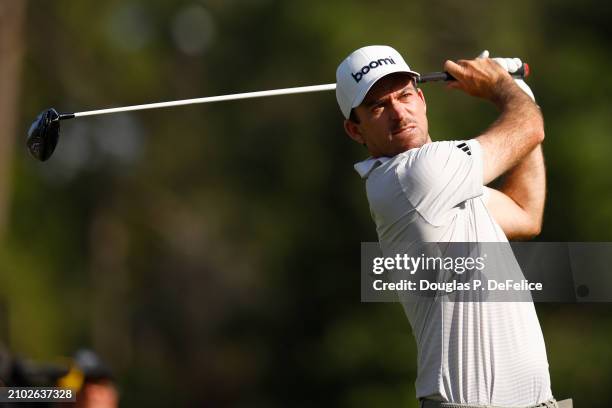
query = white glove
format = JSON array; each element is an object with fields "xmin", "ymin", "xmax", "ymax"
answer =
[
  {"xmin": 492, "ymin": 56, "xmax": 535, "ymax": 102},
  {"xmin": 476, "ymin": 50, "xmax": 535, "ymax": 102}
]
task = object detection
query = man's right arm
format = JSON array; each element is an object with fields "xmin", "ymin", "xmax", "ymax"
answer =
[{"xmin": 443, "ymin": 58, "xmax": 544, "ymax": 185}]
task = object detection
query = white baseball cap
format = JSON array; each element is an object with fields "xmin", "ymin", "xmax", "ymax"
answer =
[{"xmin": 336, "ymin": 45, "xmax": 420, "ymax": 119}]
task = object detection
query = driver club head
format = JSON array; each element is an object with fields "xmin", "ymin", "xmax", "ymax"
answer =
[{"xmin": 27, "ymin": 108, "xmax": 61, "ymax": 162}]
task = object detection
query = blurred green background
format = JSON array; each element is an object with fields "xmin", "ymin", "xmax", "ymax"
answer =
[{"xmin": 1, "ymin": 0, "xmax": 611, "ymax": 406}]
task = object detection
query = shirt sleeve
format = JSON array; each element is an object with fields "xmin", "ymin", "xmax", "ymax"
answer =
[{"xmin": 396, "ymin": 140, "xmax": 484, "ymax": 226}]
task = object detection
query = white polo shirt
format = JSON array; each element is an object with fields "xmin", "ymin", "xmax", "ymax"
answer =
[{"xmin": 355, "ymin": 140, "xmax": 553, "ymax": 405}]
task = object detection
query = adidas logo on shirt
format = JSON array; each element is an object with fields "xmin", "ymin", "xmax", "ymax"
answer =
[{"xmin": 457, "ymin": 142, "xmax": 472, "ymax": 156}]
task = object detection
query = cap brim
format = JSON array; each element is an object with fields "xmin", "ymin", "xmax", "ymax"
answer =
[{"xmin": 350, "ymin": 70, "xmax": 420, "ymax": 113}]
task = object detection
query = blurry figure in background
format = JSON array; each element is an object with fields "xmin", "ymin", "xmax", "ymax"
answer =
[
  {"xmin": 0, "ymin": 346, "xmax": 69, "ymax": 389},
  {"xmin": 0, "ymin": 345, "xmax": 69, "ymax": 408},
  {"xmin": 58, "ymin": 349, "xmax": 118, "ymax": 408}
]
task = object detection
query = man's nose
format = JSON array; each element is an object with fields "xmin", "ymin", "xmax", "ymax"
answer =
[{"xmin": 388, "ymin": 99, "xmax": 406, "ymax": 120}]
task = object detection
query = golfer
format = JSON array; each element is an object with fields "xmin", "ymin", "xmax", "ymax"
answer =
[{"xmin": 336, "ymin": 46, "xmax": 571, "ymax": 408}]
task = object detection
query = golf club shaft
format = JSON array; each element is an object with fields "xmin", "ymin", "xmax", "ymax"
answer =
[
  {"xmin": 61, "ymin": 64, "xmax": 529, "ymax": 120},
  {"xmin": 66, "ymin": 84, "xmax": 337, "ymax": 120}
]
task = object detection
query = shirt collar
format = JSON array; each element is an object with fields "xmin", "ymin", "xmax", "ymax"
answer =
[{"xmin": 354, "ymin": 156, "xmax": 392, "ymax": 179}]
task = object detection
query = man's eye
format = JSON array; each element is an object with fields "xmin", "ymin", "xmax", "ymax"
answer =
[{"xmin": 372, "ymin": 105, "xmax": 383, "ymax": 113}]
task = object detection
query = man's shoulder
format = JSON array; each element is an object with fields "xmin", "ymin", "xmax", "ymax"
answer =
[
  {"xmin": 395, "ymin": 140, "xmax": 479, "ymax": 165},
  {"xmin": 354, "ymin": 140, "xmax": 480, "ymax": 180},
  {"xmin": 414, "ymin": 140, "xmax": 479, "ymax": 157}
]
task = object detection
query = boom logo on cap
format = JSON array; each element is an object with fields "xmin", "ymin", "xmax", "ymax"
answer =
[{"xmin": 351, "ymin": 57, "xmax": 396, "ymax": 83}]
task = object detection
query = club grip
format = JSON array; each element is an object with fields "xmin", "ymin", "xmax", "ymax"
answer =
[{"xmin": 417, "ymin": 63, "xmax": 530, "ymax": 84}]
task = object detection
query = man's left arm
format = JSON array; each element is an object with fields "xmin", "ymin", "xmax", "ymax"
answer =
[
  {"xmin": 481, "ymin": 55, "xmax": 545, "ymax": 240},
  {"xmin": 485, "ymin": 144, "xmax": 545, "ymax": 240}
]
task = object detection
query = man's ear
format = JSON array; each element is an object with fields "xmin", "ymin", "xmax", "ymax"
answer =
[{"xmin": 344, "ymin": 119, "xmax": 364, "ymax": 144}]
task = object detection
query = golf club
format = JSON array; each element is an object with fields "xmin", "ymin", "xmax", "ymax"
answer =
[{"xmin": 27, "ymin": 64, "xmax": 529, "ymax": 162}]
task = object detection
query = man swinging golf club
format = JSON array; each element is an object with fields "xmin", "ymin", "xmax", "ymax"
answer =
[{"xmin": 337, "ymin": 45, "xmax": 571, "ymax": 407}]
